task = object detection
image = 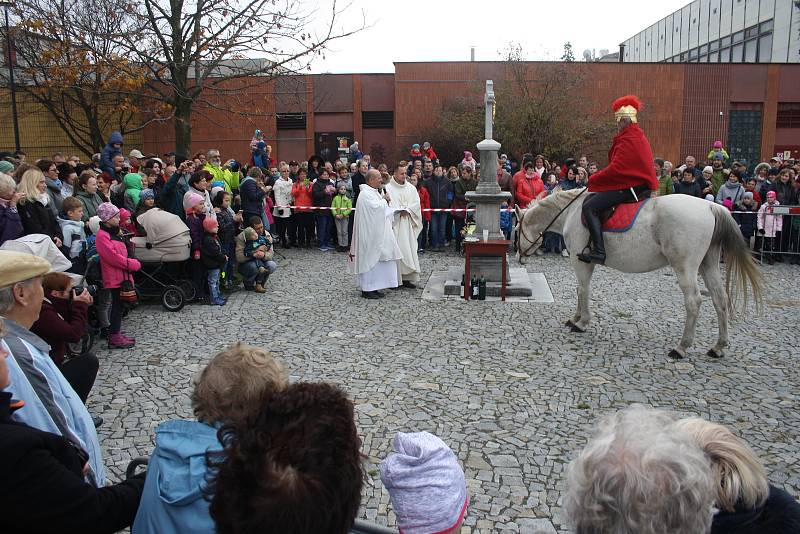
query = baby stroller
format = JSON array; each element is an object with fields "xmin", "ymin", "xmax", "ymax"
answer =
[
  {"xmin": 130, "ymin": 208, "xmax": 194, "ymax": 312},
  {"xmin": 1, "ymin": 234, "xmax": 98, "ymax": 355}
]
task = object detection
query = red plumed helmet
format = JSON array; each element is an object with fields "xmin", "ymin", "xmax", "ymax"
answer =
[{"xmin": 612, "ymin": 95, "xmax": 642, "ymax": 112}]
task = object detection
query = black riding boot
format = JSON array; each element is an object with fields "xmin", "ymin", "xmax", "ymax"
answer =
[{"xmin": 578, "ymin": 211, "xmax": 606, "ymax": 264}]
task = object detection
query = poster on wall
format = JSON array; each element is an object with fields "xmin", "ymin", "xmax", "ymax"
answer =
[{"xmin": 316, "ymin": 132, "xmax": 352, "ymax": 163}]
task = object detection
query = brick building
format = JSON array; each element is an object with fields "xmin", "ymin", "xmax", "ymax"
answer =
[{"xmin": 137, "ymin": 61, "xmax": 799, "ymax": 168}]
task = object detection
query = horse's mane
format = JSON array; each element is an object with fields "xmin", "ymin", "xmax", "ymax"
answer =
[{"xmin": 535, "ymin": 187, "xmax": 586, "ymax": 212}]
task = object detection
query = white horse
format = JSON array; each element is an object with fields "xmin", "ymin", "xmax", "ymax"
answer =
[{"xmin": 515, "ymin": 188, "xmax": 763, "ymax": 359}]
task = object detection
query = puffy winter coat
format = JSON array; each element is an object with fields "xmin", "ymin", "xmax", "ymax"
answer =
[
  {"xmin": 100, "ymin": 131, "xmax": 123, "ymax": 176},
  {"xmin": 291, "ymin": 181, "xmax": 313, "ymax": 213},
  {"xmin": 272, "ymin": 178, "xmax": 293, "ymax": 218},
  {"xmin": 757, "ymin": 202, "xmax": 783, "ymax": 238},
  {"xmin": 95, "ymin": 224, "xmax": 141, "ymax": 289}
]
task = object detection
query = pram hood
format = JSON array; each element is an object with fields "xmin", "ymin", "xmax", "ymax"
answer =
[
  {"xmin": 1, "ymin": 233, "xmax": 74, "ymax": 272},
  {"xmin": 137, "ymin": 208, "xmax": 190, "ymax": 247},
  {"xmin": 0, "ymin": 233, "xmax": 81, "ymax": 282}
]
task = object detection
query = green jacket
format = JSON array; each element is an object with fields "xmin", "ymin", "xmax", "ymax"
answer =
[
  {"xmin": 657, "ymin": 175, "xmax": 674, "ymax": 196},
  {"xmin": 711, "ymin": 170, "xmax": 726, "ymax": 194},
  {"xmin": 204, "ymin": 163, "xmax": 240, "ymax": 194},
  {"xmin": 331, "ymin": 194, "xmax": 352, "ymax": 217}
]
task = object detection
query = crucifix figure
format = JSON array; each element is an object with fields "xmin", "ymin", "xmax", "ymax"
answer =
[{"xmin": 484, "ymin": 80, "xmax": 495, "ymax": 141}]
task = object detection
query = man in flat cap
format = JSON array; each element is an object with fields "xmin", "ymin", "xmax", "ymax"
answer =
[{"xmin": 0, "ymin": 250, "xmax": 106, "ymax": 485}]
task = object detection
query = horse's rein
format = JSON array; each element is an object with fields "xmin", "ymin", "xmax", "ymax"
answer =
[{"xmin": 517, "ymin": 187, "xmax": 587, "ymax": 258}]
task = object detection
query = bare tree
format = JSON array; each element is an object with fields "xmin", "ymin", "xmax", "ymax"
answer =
[
  {"xmin": 105, "ymin": 0, "xmax": 364, "ymax": 156},
  {"xmin": 8, "ymin": 0, "xmax": 168, "ymax": 156},
  {"xmin": 412, "ymin": 46, "xmax": 614, "ymax": 166}
]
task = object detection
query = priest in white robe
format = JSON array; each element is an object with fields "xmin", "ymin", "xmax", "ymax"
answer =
[
  {"xmin": 385, "ymin": 164, "xmax": 422, "ymax": 288},
  {"xmin": 348, "ymin": 169, "xmax": 404, "ymax": 299}
]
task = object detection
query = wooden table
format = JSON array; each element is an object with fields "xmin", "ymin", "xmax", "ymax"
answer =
[{"xmin": 463, "ymin": 239, "xmax": 511, "ymax": 301}]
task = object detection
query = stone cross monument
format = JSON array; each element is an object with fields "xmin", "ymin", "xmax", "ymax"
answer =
[{"xmin": 466, "ymin": 80, "xmax": 512, "ymax": 240}]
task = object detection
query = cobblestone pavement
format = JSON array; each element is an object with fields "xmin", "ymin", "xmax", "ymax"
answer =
[{"xmin": 90, "ymin": 246, "xmax": 800, "ymax": 534}]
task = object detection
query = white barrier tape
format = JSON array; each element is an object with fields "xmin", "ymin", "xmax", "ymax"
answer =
[{"xmin": 275, "ymin": 205, "xmax": 515, "ymax": 213}]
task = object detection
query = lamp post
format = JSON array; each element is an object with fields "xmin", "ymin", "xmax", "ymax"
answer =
[{"xmin": 1, "ymin": 1, "xmax": 20, "ymax": 152}]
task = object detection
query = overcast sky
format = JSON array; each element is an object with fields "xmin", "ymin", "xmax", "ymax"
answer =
[{"xmin": 308, "ymin": 0, "xmax": 690, "ymax": 73}]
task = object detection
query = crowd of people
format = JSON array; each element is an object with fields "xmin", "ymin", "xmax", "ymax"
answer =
[{"xmin": 0, "ymin": 131, "xmax": 799, "ymax": 532}]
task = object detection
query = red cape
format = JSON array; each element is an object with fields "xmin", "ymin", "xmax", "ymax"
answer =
[{"xmin": 588, "ymin": 123, "xmax": 658, "ymax": 192}]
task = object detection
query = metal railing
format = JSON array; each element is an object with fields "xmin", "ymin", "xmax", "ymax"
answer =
[{"xmin": 733, "ymin": 205, "xmax": 800, "ymax": 265}]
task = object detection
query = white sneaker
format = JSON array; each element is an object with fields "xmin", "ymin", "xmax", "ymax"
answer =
[
  {"xmin": 534, "ymin": 248, "xmax": 544, "ymax": 256},
  {"xmin": 561, "ymin": 249, "xmax": 570, "ymax": 257}
]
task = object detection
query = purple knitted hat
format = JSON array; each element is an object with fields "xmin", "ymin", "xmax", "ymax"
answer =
[
  {"xmin": 96, "ymin": 202, "xmax": 120, "ymax": 222},
  {"xmin": 380, "ymin": 432, "xmax": 468, "ymax": 534}
]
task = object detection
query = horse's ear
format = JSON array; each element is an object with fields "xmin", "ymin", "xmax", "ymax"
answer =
[{"xmin": 514, "ymin": 205, "xmax": 523, "ymax": 220}]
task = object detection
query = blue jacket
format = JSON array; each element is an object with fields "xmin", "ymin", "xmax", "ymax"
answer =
[
  {"xmin": 1, "ymin": 319, "xmax": 106, "ymax": 486},
  {"xmin": 239, "ymin": 176, "xmax": 266, "ymax": 216},
  {"xmin": 132, "ymin": 420, "xmax": 222, "ymax": 534},
  {"xmin": 100, "ymin": 131, "xmax": 124, "ymax": 176}
]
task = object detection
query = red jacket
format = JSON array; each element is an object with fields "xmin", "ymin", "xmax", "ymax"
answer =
[
  {"xmin": 291, "ymin": 182, "xmax": 314, "ymax": 213},
  {"xmin": 96, "ymin": 226, "xmax": 141, "ymax": 289},
  {"xmin": 31, "ymin": 296, "xmax": 88, "ymax": 366},
  {"xmin": 418, "ymin": 185, "xmax": 431, "ymax": 221},
  {"xmin": 424, "ymin": 147, "xmax": 438, "ymax": 161},
  {"xmin": 513, "ymin": 173, "xmax": 544, "ymax": 208},
  {"xmin": 588, "ymin": 123, "xmax": 658, "ymax": 193}
]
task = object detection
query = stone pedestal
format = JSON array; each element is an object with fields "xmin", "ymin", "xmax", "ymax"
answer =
[{"xmin": 466, "ymin": 139, "xmax": 513, "ymax": 242}]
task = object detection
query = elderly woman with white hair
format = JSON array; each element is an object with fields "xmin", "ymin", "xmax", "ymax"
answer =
[
  {"xmin": 564, "ymin": 406, "xmax": 716, "ymax": 534},
  {"xmin": 0, "ymin": 172, "xmax": 25, "ymax": 245},
  {"xmin": 674, "ymin": 417, "xmax": 800, "ymax": 534}
]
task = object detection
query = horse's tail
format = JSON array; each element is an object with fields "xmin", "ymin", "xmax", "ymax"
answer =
[{"xmin": 710, "ymin": 203, "xmax": 763, "ymax": 318}]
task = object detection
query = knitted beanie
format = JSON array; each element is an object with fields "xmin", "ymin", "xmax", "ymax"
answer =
[
  {"xmin": 203, "ymin": 217, "xmax": 219, "ymax": 232},
  {"xmin": 183, "ymin": 192, "xmax": 204, "ymax": 212},
  {"xmin": 380, "ymin": 432, "xmax": 468, "ymax": 534},
  {"xmin": 96, "ymin": 202, "xmax": 120, "ymax": 222},
  {"xmin": 140, "ymin": 188, "xmax": 155, "ymax": 202}
]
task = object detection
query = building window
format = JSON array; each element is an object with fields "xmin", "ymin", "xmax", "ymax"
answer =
[
  {"xmin": 276, "ymin": 113, "xmax": 307, "ymax": 130},
  {"xmin": 777, "ymin": 103, "xmax": 800, "ymax": 128},
  {"xmin": 732, "ymin": 31, "xmax": 744, "ymax": 44},
  {"xmin": 721, "ymin": 35, "xmax": 731, "ymax": 47},
  {"xmin": 362, "ymin": 111, "xmax": 394, "ymax": 129},
  {"xmin": 699, "ymin": 54, "xmax": 708, "ymax": 62},
  {"xmin": 731, "ymin": 43, "xmax": 743, "ymax": 61},
  {"xmin": 744, "ymin": 39, "xmax": 757, "ymax": 62},
  {"xmin": 745, "ymin": 26, "xmax": 758, "ymax": 39},
  {"xmin": 758, "ymin": 34, "xmax": 773, "ymax": 62},
  {"xmin": 710, "ymin": 40, "xmax": 719, "ymax": 52},
  {"xmin": 709, "ymin": 51, "xmax": 719, "ymax": 62},
  {"xmin": 728, "ymin": 107, "xmax": 763, "ymax": 168},
  {"xmin": 680, "ymin": 52, "xmax": 688, "ymax": 61},
  {"xmin": 699, "ymin": 44, "xmax": 708, "ymax": 55},
  {"xmin": 760, "ymin": 20, "xmax": 773, "ymax": 32},
  {"xmin": 720, "ymin": 47, "xmax": 731, "ymax": 62},
  {"xmin": 689, "ymin": 48, "xmax": 699, "ymax": 60}
]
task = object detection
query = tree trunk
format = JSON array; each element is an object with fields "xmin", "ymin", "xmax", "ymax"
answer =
[{"xmin": 174, "ymin": 98, "xmax": 193, "ymax": 157}]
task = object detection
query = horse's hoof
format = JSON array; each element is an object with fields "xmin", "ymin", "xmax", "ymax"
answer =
[
  {"xmin": 667, "ymin": 349, "xmax": 684, "ymax": 360},
  {"xmin": 570, "ymin": 324, "xmax": 586, "ymax": 333},
  {"xmin": 565, "ymin": 319, "xmax": 575, "ymax": 327},
  {"xmin": 707, "ymin": 348, "xmax": 724, "ymax": 359}
]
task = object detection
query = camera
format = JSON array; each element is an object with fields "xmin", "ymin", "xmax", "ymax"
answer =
[{"xmin": 73, "ymin": 284, "xmax": 97, "ymax": 297}]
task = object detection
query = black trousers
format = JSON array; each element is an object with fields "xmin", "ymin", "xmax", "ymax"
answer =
[
  {"xmin": 109, "ymin": 288, "xmax": 123, "ymax": 334},
  {"xmin": 59, "ymin": 352, "xmax": 99, "ymax": 404},
  {"xmin": 581, "ymin": 189, "xmax": 637, "ymax": 216},
  {"xmin": 275, "ymin": 215, "xmax": 292, "ymax": 245},
  {"xmin": 294, "ymin": 212, "xmax": 315, "ymax": 244}
]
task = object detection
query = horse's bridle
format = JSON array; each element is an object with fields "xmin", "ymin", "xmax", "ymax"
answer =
[{"xmin": 516, "ymin": 187, "xmax": 587, "ymax": 258}]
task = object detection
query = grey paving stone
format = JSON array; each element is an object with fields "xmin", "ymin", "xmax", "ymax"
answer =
[{"xmin": 89, "ymin": 247, "xmax": 800, "ymax": 531}]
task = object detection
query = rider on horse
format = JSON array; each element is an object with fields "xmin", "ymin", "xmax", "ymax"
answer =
[{"xmin": 578, "ymin": 95, "xmax": 659, "ymax": 265}]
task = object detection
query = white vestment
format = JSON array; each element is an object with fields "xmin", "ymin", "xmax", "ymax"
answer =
[
  {"xmin": 385, "ymin": 178, "xmax": 422, "ymax": 282},
  {"xmin": 348, "ymin": 184, "xmax": 403, "ymax": 291}
]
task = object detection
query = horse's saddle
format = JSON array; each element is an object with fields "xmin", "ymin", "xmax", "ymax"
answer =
[{"xmin": 582, "ymin": 190, "xmax": 652, "ymax": 233}]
